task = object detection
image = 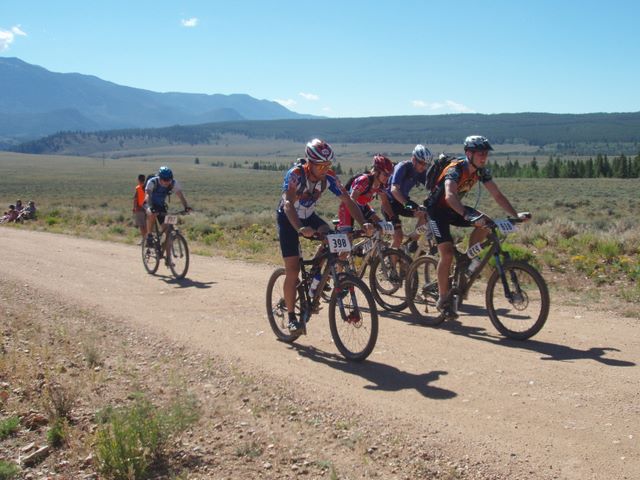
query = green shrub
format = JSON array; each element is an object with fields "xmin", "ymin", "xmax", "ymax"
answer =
[
  {"xmin": 0, "ymin": 461, "xmax": 20, "ymax": 480},
  {"xmin": 47, "ymin": 418, "xmax": 66, "ymax": 448},
  {"xmin": 94, "ymin": 394, "xmax": 199, "ymax": 480},
  {"xmin": 0, "ymin": 417, "xmax": 20, "ymax": 440}
]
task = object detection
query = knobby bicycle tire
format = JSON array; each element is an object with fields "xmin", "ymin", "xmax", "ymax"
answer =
[
  {"xmin": 141, "ymin": 236, "xmax": 160, "ymax": 274},
  {"xmin": 485, "ymin": 260, "xmax": 550, "ymax": 340},
  {"xmin": 328, "ymin": 274, "xmax": 378, "ymax": 361},
  {"xmin": 369, "ymin": 248, "xmax": 412, "ymax": 312},
  {"xmin": 168, "ymin": 232, "xmax": 190, "ymax": 279},
  {"xmin": 404, "ymin": 255, "xmax": 446, "ymax": 326},
  {"xmin": 266, "ymin": 268, "xmax": 302, "ymax": 343}
]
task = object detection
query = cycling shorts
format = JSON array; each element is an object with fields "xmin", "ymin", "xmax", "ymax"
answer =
[
  {"xmin": 277, "ymin": 210, "xmax": 329, "ymax": 258},
  {"xmin": 427, "ymin": 207, "xmax": 472, "ymax": 244},
  {"xmin": 383, "ymin": 198, "xmax": 415, "ymax": 229}
]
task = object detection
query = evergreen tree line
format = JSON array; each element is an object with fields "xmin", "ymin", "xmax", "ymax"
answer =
[{"xmin": 488, "ymin": 153, "xmax": 640, "ymax": 178}]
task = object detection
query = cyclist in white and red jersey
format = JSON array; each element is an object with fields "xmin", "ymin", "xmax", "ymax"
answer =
[{"xmin": 276, "ymin": 139, "xmax": 373, "ymax": 335}]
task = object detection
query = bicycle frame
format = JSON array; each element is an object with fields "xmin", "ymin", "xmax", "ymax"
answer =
[
  {"xmin": 447, "ymin": 220, "xmax": 520, "ymax": 309},
  {"xmin": 298, "ymin": 235, "xmax": 364, "ymax": 326}
]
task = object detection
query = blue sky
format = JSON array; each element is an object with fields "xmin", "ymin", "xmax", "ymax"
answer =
[{"xmin": 1, "ymin": 0, "xmax": 638, "ymax": 117}]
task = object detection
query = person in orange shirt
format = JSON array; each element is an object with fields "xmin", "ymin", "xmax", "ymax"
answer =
[{"xmin": 132, "ymin": 174, "xmax": 147, "ymax": 243}]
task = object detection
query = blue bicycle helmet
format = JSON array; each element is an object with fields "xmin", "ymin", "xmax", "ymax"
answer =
[{"xmin": 158, "ymin": 166, "xmax": 173, "ymax": 180}]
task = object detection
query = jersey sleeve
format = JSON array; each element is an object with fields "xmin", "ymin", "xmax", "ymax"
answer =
[
  {"xmin": 390, "ymin": 161, "xmax": 410, "ymax": 186},
  {"xmin": 326, "ymin": 172, "xmax": 346, "ymax": 197},
  {"xmin": 351, "ymin": 174, "xmax": 370, "ymax": 194},
  {"xmin": 479, "ymin": 168, "xmax": 493, "ymax": 183}
]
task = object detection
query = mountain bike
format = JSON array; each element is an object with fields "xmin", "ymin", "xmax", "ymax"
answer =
[
  {"xmin": 347, "ymin": 221, "xmax": 413, "ymax": 311},
  {"xmin": 142, "ymin": 210, "xmax": 190, "ymax": 279},
  {"xmin": 266, "ymin": 229, "xmax": 379, "ymax": 361},
  {"xmin": 404, "ymin": 215, "xmax": 550, "ymax": 340}
]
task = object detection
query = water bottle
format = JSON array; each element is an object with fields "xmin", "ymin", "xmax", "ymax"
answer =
[
  {"xmin": 308, "ymin": 272, "xmax": 322, "ymax": 298},
  {"xmin": 466, "ymin": 242, "xmax": 483, "ymax": 275},
  {"xmin": 467, "ymin": 257, "xmax": 481, "ymax": 275}
]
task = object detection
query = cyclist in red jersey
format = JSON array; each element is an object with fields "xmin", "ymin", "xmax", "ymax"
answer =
[{"xmin": 337, "ymin": 154, "xmax": 394, "ymax": 231}]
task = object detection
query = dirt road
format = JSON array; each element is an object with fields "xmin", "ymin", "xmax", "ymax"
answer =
[{"xmin": 1, "ymin": 228, "xmax": 637, "ymax": 479}]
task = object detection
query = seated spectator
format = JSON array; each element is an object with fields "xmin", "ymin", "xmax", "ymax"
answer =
[
  {"xmin": 0, "ymin": 205, "xmax": 19, "ymax": 223},
  {"xmin": 15, "ymin": 199, "xmax": 23, "ymax": 212},
  {"xmin": 20, "ymin": 200, "xmax": 37, "ymax": 220}
]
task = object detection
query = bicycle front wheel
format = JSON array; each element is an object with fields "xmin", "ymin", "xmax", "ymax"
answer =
[
  {"xmin": 405, "ymin": 256, "xmax": 446, "ymax": 326},
  {"xmin": 369, "ymin": 248, "xmax": 412, "ymax": 312},
  {"xmin": 168, "ymin": 232, "xmax": 190, "ymax": 279},
  {"xmin": 329, "ymin": 275, "xmax": 378, "ymax": 361},
  {"xmin": 485, "ymin": 260, "xmax": 550, "ymax": 340},
  {"xmin": 266, "ymin": 268, "xmax": 302, "ymax": 343},
  {"xmin": 141, "ymin": 238, "xmax": 160, "ymax": 274}
]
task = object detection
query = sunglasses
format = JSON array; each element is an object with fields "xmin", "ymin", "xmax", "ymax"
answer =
[{"xmin": 313, "ymin": 162, "xmax": 332, "ymax": 171}]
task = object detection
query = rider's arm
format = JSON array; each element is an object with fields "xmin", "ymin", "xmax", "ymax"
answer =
[
  {"xmin": 175, "ymin": 191, "xmax": 190, "ymax": 211},
  {"xmin": 282, "ymin": 185, "xmax": 304, "ymax": 233},
  {"xmin": 390, "ymin": 184, "xmax": 408, "ymax": 206},
  {"xmin": 444, "ymin": 179, "xmax": 466, "ymax": 216},
  {"xmin": 483, "ymin": 181, "xmax": 518, "ymax": 217},
  {"xmin": 379, "ymin": 190, "xmax": 394, "ymax": 219}
]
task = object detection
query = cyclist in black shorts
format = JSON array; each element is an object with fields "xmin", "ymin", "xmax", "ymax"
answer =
[{"xmin": 426, "ymin": 135, "xmax": 529, "ymax": 317}]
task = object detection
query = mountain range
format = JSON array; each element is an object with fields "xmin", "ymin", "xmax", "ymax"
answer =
[{"xmin": 0, "ymin": 57, "xmax": 313, "ymax": 142}]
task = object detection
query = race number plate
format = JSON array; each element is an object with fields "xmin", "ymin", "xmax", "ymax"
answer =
[
  {"xmin": 327, "ymin": 233, "xmax": 352, "ymax": 253},
  {"xmin": 495, "ymin": 219, "xmax": 516, "ymax": 234},
  {"xmin": 379, "ymin": 221, "xmax": 395, "ymax": 236},
  {"xmin": 164, "ymin": 215, "xmax": 178, "ymax": 225}
]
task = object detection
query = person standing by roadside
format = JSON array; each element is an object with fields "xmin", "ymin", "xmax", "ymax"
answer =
[{"xmin": 132, "ymin": 174, "xmax": 147, "ymax": 243}]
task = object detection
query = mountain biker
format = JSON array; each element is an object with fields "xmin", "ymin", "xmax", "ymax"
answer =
[
  {"xmin": 144, "ymin": 166, "xmax": 192, "ymax": 261},
  {"xmin": 426, "ymin": 135, "xmax": 529, "ymax": 318},
  {"xmin": 277, "ymin": 138, "xmax": 374, "ymax": 335},
  {"xmin": 337, "ymin": 154, "xmax": 394, "ymax": 232},
  {"xmin": 383, "ymin": 144, "xmax": 432, "ymax": 249}
]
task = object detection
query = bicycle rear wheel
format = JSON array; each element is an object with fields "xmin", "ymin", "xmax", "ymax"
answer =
[
  {"xmin": 405, "ymin": 256, "xmax": 446, "ymax": 326},
  {"xmin": 168, "ymin": 232, "xmax": 189, "ymax": 279},
  {"xmin": 369, "ymin": 248, "xmax": 412, "ymax": 312},
  {"xmin": 141, "ymin": 237, "xmax": 160, "ymax": 274},
  {"xmin": 266, "ymin": 268, "xmax": 302, "ymax": 343},
  {"xmin": 485, "ymin": 260, "xmax": 550, "ymax": 340},
  {"xmin": 329, "ymin": 275, "xmax": 378, "ymax": 361}
]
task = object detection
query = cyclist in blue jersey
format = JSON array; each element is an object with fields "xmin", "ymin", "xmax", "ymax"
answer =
[
  {"xmin": 277, "ymin": 139, "xmax": 373, "ymax": 335},
  {"xmin": 383, "ymin": 144, "xmax": 433, "ymax": 249},
  {"xmin": 144, "ymin": 166, "xmax": 192, "ymax": 253}
]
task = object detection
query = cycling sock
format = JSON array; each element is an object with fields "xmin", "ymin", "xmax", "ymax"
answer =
[{"xmin": 288, "ymin": 312, "xmax": 297, "ymax": 322}]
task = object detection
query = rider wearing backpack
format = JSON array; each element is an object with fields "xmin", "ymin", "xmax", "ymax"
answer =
[
  {"xmin": 427, "ymin": 135, "xmax": 529, "ymax": 318},
  {"xmin": 276, "ymin": 139, "xmax": 374, "ymax": 335},
  {"xmin": 383, "ymin": 144, "xmax": 433, "ymax": 249},
  {"xmin": 144, "ymin": 166, "xmax": 191, "ymax": 249},
  {"xmin": 337, "ymin": 154, "xmax": 394, "ymax": 231}
]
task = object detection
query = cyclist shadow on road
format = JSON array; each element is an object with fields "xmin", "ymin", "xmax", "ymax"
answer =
[
  {"xmin": 292, "ymin": 344, "xmax": 457, "ymax": 400},
  {"xmin": 158, "ymin": 276, "xmax": 217, "ymax": 289},
  {"xmin": 430, "ymin": 305, "xmax": 636, "ymax": 367}
]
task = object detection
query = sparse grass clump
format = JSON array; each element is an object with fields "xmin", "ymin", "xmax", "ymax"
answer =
[
  {"xmin": 94, "ymin": 393, "xmax": 199, "ymax": 480},
  {"xmin": 0, "ymin": 416, "xmax": 20, "ymax": 440},
  {"xmin": 0, "ymin": 461, "xmax": 20, "ymax": 480}
]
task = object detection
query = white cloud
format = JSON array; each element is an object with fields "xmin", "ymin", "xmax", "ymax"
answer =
[
  {"xmin": 321, "ymin": 107, "xmax": 332, "ymax": 113},
  {"xmin": 0, "ymin": 25, "xmax": 27, "ymax": 51},
  {"xmin": 412, "ymin": 99, "xmax": 475, "ymax": 113},
  {"xmin": 181, "ymin": 18, "xmax": 199, "ymax": 27},
  {"xmin": 299, "ymin": 92, "xmax": 319, "ymax": 101},
  {"xmin": 274, "ymin": 98, "xmax": 297, "ymax": 108}
]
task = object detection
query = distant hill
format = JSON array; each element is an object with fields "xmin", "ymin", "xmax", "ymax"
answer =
[
  {"xmin": 11, "ymin": 112, "xmax": 640, "ymax": 156},
  {"xmin": 0, "ymin": 57, "xmax": 314, "ymax": 142}
]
